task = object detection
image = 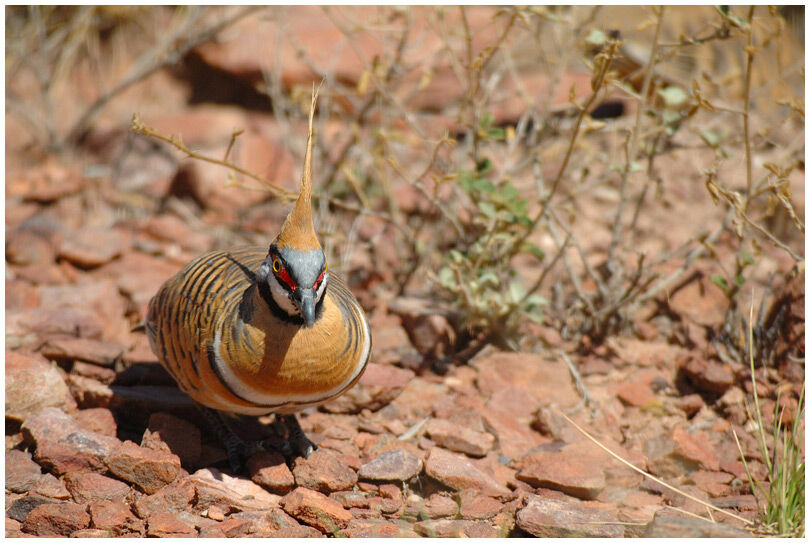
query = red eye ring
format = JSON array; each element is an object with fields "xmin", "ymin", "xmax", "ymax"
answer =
[
  {"xmin": 275, "ymin": 263, "xmax": 296, "ymax": 291},
  {"xmin": 313, "ymin": 270, "xmax": 325, "ymax": 290}
]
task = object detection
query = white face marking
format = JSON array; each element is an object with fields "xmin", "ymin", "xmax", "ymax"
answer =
[{"xmin": 267, "ymin": 272, "xmax": 299, "ymax": 316}]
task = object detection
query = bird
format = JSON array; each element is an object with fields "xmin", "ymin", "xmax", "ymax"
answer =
[{"xmin": 145, "ymin": 91, "xmax": 371, "ymax": 471}]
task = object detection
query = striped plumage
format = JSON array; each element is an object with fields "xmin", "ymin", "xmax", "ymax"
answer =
[
  {"xmin": 145, "ymin": 246, "xmax": 370, "ymax": 416},
  {"xmin": 144, "ymin": 89, "xmax": 371, "ymax": 464}
]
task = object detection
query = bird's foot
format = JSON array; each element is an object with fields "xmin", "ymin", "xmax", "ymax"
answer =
[
  {"xmin": 198, "ymin": 406, "xmax": 261, "ymax": 474},
  {"xmin": 279, "ymin": 414, "xmax": 317, "ymax": 459}
]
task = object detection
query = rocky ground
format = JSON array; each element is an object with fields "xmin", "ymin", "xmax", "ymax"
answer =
[{"xmin": 6, "ymin": 5, "xmax": 805, "ymax": 539}]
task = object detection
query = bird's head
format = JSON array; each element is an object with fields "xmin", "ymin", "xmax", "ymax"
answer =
[{"xmin": 259, "ymin": 86, "xmax": 329, "ymax": 328}]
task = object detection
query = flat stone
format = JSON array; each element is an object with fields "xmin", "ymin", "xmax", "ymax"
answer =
[
  {"xmin": 133, "ymin": 476, "xmax": 195, "ymax": 518},
  {"xmin": 39, "ymin": 337, "xmax": 125, "ymax": 367},
  {"xmin": 22, "ymin": 502, "xmax": 91, "ymax": 537},
  {"xmin": 357, "ymin": 448, "xmax": 423, "ymax": 482},
  {"xmin": 413, "ymin": 519, "xmax": 501, "ymax": 538},
  {"xmin": 71, "ymin": 361, "xmax": 117, "ymax": 384},
  {"xmin": 6, "ymin": 351, "xmax": 72, "ymax": 421},
  {"xmin": 423, "ymin": 493, "xmax": 459, "ymax": 519},
  {"xmin": 425, "ymin": 447, "xmax": 509, "ymax": 497},
  {"xmin": 74, "ymin": 407, "xmax": 118, "ymax": 437},
  {"xmin": 104, "ymin": 440, "xmax": 182, "ymax": 494},
  {"xmin": 247, "ymin": 451, "xmax": 295, "ymax": 494},
  {"xmin": 141, "ymin": 412, "xmax": 202, "ymax": 468},
  {"xmin": 516, "ymin": 440, "xmax": 608, "ymax": 499},
  {"xmin": 69, "ymin": 528, "xmax": 114, "ymax": 537},
  {"xmin": 459, "ymin": 493, "xmax": 503, "ymax": 520},
  {"xmin": 646, "ymin": 427, "xmax": 720, "ymax": 477},
  {"xmin": 88, "ymin": 500, "xmax": 145, "ymax": 536},
  {"xmin": 64, "ymin": 471, "xmax": 131, "ymax": 504},
  {"xmin": 343, "ymin": 518, "xmax": 408, "ymax": 537},
  {"xmin": 473, "ymin": 352, "xmax": 578, "ymax": 409},
  {"xmin": 67, "ymin": 374, "xmax": 115, "ymax": 408},
  {"xmin": 7, "ymin": 495, "xmax": 56, "ymax": 523},
  {"xmin": 22, "ymin": 407, "xmax": 121, "ymax": 475},
  {"xmin": 644, "ymin": 511, "xmax": 751, "ymax": 537},
  {"xmin": 280, "ymin": 487, "xmax": 352, "ymax": 535},
  {"xmin": 58, "ymin": 227, "xmax": 128, "ymax": 268},
  {"xmin": 616, "ymin": 379, "xmax": 659, "ymax": 407},
  {"xmin": 190, "ymin": 467, "xmax": 281, "ymax": 513},
  {"xmin": 5, "ymin": 449, "xmax": 42, "ymax": 493},
  {"xmin": 147, "ymin": 511, "xmax": 196, "ymax": 537},
  {"xmin": 292, "ymin": 449, "xmax": 358, "ymax": 493},
  {"xmin": 679, "ymin": 355, "xmax": 735, "ymax": 394},
  {"xmin": 426, "ymin": 418, "xmax": 495, "ymax": 457},
  {"xmin": 28, "ymin": 473, "xmax": 71, "ymax": 500},
  {"xmin": 516, "ymin": 495, "xmax": 625, "ymax": 537},
  {"xmin": 323, "ymin": 363, "xmax": 414, "ymax": 414}
]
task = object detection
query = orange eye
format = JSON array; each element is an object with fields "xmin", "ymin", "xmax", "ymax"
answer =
[{"xmin": 272, "ymin": 259, "xmax": 281, "ymax": 273}]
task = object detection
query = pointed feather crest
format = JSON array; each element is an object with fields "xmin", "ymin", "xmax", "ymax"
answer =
[{"xmin": 275, "ymin": 85, "xmax": 321, "ymax": 250}]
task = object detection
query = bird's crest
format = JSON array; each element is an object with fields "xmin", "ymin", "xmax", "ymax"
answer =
[{"xmin": 275, "ymin": 86, "xmax": 321, "ymax": 251}]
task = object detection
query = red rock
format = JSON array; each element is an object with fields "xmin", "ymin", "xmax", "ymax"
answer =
[
  {"xmin": 28, "ymin": 473, "xmax": 71, "ymax": 500},
  {"xmin": 517, "ymin": 441, "xmax": 608, "ymax": 499},
  {"xmin": 5, "ymin": 518, "xmax": 23, "ymax": 538},
  {"xmin": 67, "ymin": 374, "xmax": 114, "ymax": 408},
  {"xmin": 426, "ymin": 418, "xmax": 495, "ymax": 457},
  {"xmin": 69, "ymin": 528, "xmax": 114, "ymax": 537},
  {"xmin": 40, "ymin": 337, "xmax": 125, "ymax": 367},
  {"xmin": 36, "ymin": 279, "xmax": 130, "ymax": 344},
  {"xmin": 58, "ymin": 226, "xmax": 129, "ymax": 268},
  {"xmin": 70, "ymin": 361, "xmax": 117, "ymax": 384},
  {"xmin": 6, "ymin": 229, "xmax": 57, "ymax": 266},
  {"xmin": 6, "ymin": 495, "xmax": 56, "ymax": 523},
  {"xmin": 133, "ymin": 477, "xmax": 195, "ymax": 519},
  {"xmin": 425, "ymin": 447, "xmax": 509, "ymax": 497},
  {"xmin": 5, "ymin": 449, "xmax": 42, "ymax": 493},
  {"xmin": 329, "ymin": 490, "xmax": 369, "ymax": 509},
  {"xmin": 22, "ymin": 407, "xmax": 120, "ymax": 474},
  {"xmin": 6, "ymin": 351, "xmax": 72, "ymax": 421},
  {"xmin": 6, "ymin": 307, "xmax": 105, "ymax": 348},
  {"xmin": 323, "ymin": 363, "xmax": 414, "ymax": 414},
  {"xmin": 480, "ymin": 402, "xmax": 546, "ymax": 461},
  {"xmin": 672, "ymin": 427, "xmax": 720, "ymax": 471},
  {"xmin": 5, "ymin": 279, "xmax": 41, "ymax": 309},
  {"xmin": 686, "ymin": 470, "xmax": 733, "ymax": 497},
  {"xmin": 459, "ymin": 493, "xmax": 503, "ymax": 520},
  {"xmin": 7, "ymin": 163, "xmax": 85, "ymax": 203},
  {"xmin": 378, "ymin": 483, "xmax": 402, "ymax": 501},
  {"xmin": 292, "ymin": 449, "xmax": 358, "ymax": 493},
  {"xmin": 147, "ymin": 512, "xmax": 196, "ymax": 537},
  {"xmin": 63, "ymin": 471, "xmax": 130, "ymax": 504},
  {"xmin": 75, "ymin": 407, "xmax": 118, "ymax": 437},
  {"xmin": 645, "ymin": 427, "xmax": 720, "ymax": 477},
  {"xmin": 616, "ymin": 379, "xmax": 658, "ymax": 407},
  {"xmin": 473, "ymin": 352, "xmax": 578, "ymax": 408},
  {"xmin": 93, "ymin": 251, "xmax": 182, "ymax": 314},
  {"xmin": 679, "ymin": 354, "xmax": 735, "ymax": 393},
  {"xmin": 675, "ymin": 394, "xmax": 705, "ymax": 417},
  {"xmin": 89, "ymin": 500, "xmax": 145, "ymax": 535},
  {"xmin": 389, "ymin": 298, "xmax": 456, "ymax": 358},
  {"xmin": 368, "ymin": 311, "xmax": 414, "ymax": 366},
  {"xmin": 357, "ymin": 448, "xmax": 423, "ymax": 482},
  {"xmin": 423, "ymin": 493, "xmax": 459, "ymax": 519},
  {"xmin": 104, "ymin": 440, "xmax": 182, "ymax": 494},
  {"xmin": 190, "ymin": 467, "xmax": 281, "ymax": 512},
  {"xmin": 516, "ymin": 495, "xmax": 624, "ymax": 537},
  {"xmin": 413, "ymin": 519, "xmax": 501, "ymax": 538},
  {"xmin": 280, "ymin": 487, "xmax": 352, "ymax": 534},
  {"xmin": 669, "ymin": 273, "xmax": 728, "ymax": 326},
  {"xmin": 22, "ymin": 502, "xmax": 90, "ymax": 536},
  {"xmin": 343, "ymin": 518, "xmax": 404, "ymax": 537},
  {"xmin": 141, "ymin": 412, "xmax": 202, "ymax": 468},
  {"xmin": 247, "ymin": 450, "xmax": 295, "ymax": 494}
]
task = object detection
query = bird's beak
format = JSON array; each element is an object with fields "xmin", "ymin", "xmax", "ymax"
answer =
[{"xmin": 299, "ymin": 289, "xmax": 317, "ymax": 328}]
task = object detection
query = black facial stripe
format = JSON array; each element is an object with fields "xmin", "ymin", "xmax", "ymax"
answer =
[{"xmin": 256, "ymin": 277, "xmax": 327, "ymax": 326}]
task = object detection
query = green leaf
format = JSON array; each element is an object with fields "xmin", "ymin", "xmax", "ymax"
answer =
[
  {"xmin": 710, "ymin": 274, "xmax": 728, "ymax": 291},
  {"xmin": 735, "ymin": 274, "xmax": 746, "ymax": 287},
  {"xmin": 479, "ymin": 111, "xmax": 496, "ymax": 130},
  {"xmin": 525, "ymin": 294, "xmax": 548, "ymax": 308},
  {"xmin": 458, "ymin": 170, "xmax": 474, "ymax": 193},
  {"xmin": 740, "ymin": 250, "xmax": 755, "ymax": 267},
  {"xmin": 486, "ymin": 126, "xmax": 506, "ymax": 141},
  {"xmin": 509, "ymin": 281, "xmax": 526, "ymax": 303},
  {"xmin": 662, "ymin": 110, "xmax": 682, "ymax": 126},
  {"xmin": 471, "ymin": 177, "xmax": 496, "ymax": 194},
  {"xmin": 449, "ymin": 249, "xmax": 464, "ymax": 264},
  {"xmin": 479, "ymin": 270, "xmax": 499, "ymax": 286},
  {"xmin": 585, "ymin": 28, "xmax": 607, "ymax": 48},
  {"xmin": 658, "ymin": 86, "xmax": 688, "ymax": 108},
  {"xmin": 478, "ymin": 201, "xmax": 498, "ymax": 218},
  {"xmin": 525, "ymin": 305, "xmax": 545, "ymax": 324},
  {"xmin": 438, "ymin": 266, "xmax": 456, "ymax": 289},
  {"xmin": 700, "ymin": 130, "xmax": 722, "ymax": 148},
  {"xmin": 521, "ymin": 242, "xmax": 545, "ymax": 261}
]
